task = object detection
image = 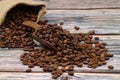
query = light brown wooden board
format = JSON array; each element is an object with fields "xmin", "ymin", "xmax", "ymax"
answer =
[{"xmin": 0, "ymin": 72, "xmax": 120, "ymax": 80}]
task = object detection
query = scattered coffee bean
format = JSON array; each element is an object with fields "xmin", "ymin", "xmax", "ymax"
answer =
[
  {"xmin": 88, "ymin": 30, "xmax": 95, "ymax": 35},
  {"xmin": 68, "ymin": 71, "xmax": 74, "ymax": 76},
  {"xmin": 52, "ymin": 74, "xmax": 58, "ymax": 79},
  {"xmin": 94, "ymin": 37, "xmax": 99, "ymax": 40},
  {"xmin": 26, "ymin": 68, "xmax": 32, "ymax": 72},
  {"xmin": 77, "ymin": 63, "xmax": 83, "ymax": 67},
  {"xmin": 106, "ymin": 53, "xmax": 113, "ymax": 57},
  {"xmin": 62, "ymin": 67, "xmax": 66, "ymax": 72},
  {"xmin": 59, "ymin": 20, "xmax": 64, "ymax": 25},
  {"xmin": 74, "ymin": 26, "xmax": 80, "ymax": 30},
  {"xmin": 108, "ymin": 65, "xmax": 114, "ymax": 69}
]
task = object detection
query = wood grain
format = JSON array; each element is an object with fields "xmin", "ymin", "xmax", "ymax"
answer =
[
  {"xmin": 41, "ymin": 9, "xmax": 120, "ymax": 34},
  {"xmin": 36, "ymin": 0, "xmax": 120, "ymax": 10},
  {"xmin": 0, "ymin": 72, "xmax": 120, "ymax": 80},
  {"xmin": 0, "ymin": 35, "xmax": 120, "ymax": 72},
  {"xmin": 0, "ymin": 0, "xmax": 120, "ymax": 79}
]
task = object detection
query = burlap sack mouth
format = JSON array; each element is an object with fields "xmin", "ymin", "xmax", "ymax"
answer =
[{"xmin": 0, "ymin": 0, "xmax": 46, "ymax": 25}]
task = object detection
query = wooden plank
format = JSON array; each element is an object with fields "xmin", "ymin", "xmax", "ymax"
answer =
[
  {"xmin": 0, "ymin": 72, "xmax": 120, "ymax": 80},
  {"xmin": 0, "ymin": 35, "xmax": 120, "ymax": 72},
  {"xmin": 36, "ymin": 0, "xmax": 120, "ymax": 10},
  {"xmin": 0, "ymin": 51, "xmax": 119, "ymax": 72},
  {"xmin": 41, "ymin": 9, "xmax": 120, "ymax": 34},
  {"xmin": 0, "ymin": 35, "xmax": 120, "ymax": 54}
]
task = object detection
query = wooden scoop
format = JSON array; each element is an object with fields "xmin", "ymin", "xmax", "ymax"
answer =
[{"xmin": 22, "ymin": 21, "xmax": 58, "ymax": 51}]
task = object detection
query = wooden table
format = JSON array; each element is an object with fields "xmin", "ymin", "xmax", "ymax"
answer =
[{"xmin": 0, "ymin": 0, "xmax": 120, "ymax": 80}]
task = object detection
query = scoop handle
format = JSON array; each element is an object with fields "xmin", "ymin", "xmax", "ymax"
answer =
[{"xmin": 22, "ymin": 21, "xmax": 40, "ymax": 34}]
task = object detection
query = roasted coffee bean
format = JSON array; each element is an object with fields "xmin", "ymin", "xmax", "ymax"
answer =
[
  {"xmin": 94, "ymin": 37, "xmax": 99, "ymax": 40},
  {"xmin": 77, "ymin": 63, "xmax": 83, "ymax": 67},
  {"xmin": 102, "ymin": 61, "xmax": 106, "ymax": 65},
  {"xmin": 52, "ymin": 74, "xmax": 58, "ymax": 79},
  {"xmin": 26, "ymin": 69, "xmax": 32, "ymax": 72},
  {"xmin": 106, "ymin": 53, "xmax": 113, "ymax": 57},
  {"xmin": 44, "ymin": 20, "xmax": 48, "ymax": 23},
  {"xmin": 62, "ymin": 63, "xmax": 67, "ymax": 67},
  {"xmin": 23, "ymin": 61, "xmax": 28, "ymax": 65},
  {"xmin": 28, "ymin": 63, "xmax": 34, "ymax": 68},
  {"xmin": 51, "ymin": 71, "xmax": 56, "ymax": 75},
  {"xmin": 98, "ymin": 62, "xmax": 103, "ymax": 66},
  {"xmin": 68, "ymin": 71, "xmax": 74, "ymax": 76},
  {"xmin": 61, "ymin": 67, "xmax": 66, "ymax": 72},
  {"xmin": 108, "ymin": 65, "xmax": 114, "ymax": 69},
  {"xmin": 105, "ymin": 57, "xmax": 109, "ymax": 60},
  {"xmin": 57, "ymin": 52, "xmax": 62, "ymax": 56},
  {"xmin": 101, "ymin": 42, "xmax": 107, "ymax": 46},
  {"xmin": 67, "ymin": 65, "xmax": 74, "ymax": 71},
  {"xmin": 88, "ymin": 31, "xmax": 95, "ymax": 35},
  {"xmin": 92, "ymin": 64, "xmax": 98, "ymax": 68},
  {"xmin": 57, "ymin": 69, "xmax": 63, "ymax": 75},
  {"xmin": 100, "ymin": 53, "xmax": 105, "ymax": 61},
  {"xmin": 59, "ymin": 20, "xmax": 64, "ymax": 25},
  {"xmin": 74, "ymin": 26, "xmax": 80, "ymax": 30}
]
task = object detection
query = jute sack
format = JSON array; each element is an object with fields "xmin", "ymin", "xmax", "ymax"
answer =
[{"xmin": 0, "ymin": 0, "xmax": 46, "ymax": 25}]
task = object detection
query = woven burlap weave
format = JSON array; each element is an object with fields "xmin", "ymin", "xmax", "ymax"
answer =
[{"xmin": 0, "ymin": 0, "xmax": 46, "ymax": 25}]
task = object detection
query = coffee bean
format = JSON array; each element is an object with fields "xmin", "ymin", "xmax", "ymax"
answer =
[
  {"xmin": 68, "ymin": 71, "xmax": 74, "ymax": 76},
  {"xmin": 44, "ymin": 20, "xmax": 48, "ymax": 23},
  {"xmin": 52, "ymin": 74, "xmax": 58, "ymax": 79},
  {"xmin": 77, "ymin": 63, "xmax": 83, "ymax": 67},
  {"xmin": 88, "ymin": 31, "xmax": 95, "ymax": 35},
  {"xmin": 94, "ymin": 37, "xmax": 99, "ymax": 40},
  {"xmin": 67, "ymin": 65, "xmax": 74, "ymax": 71},
  {"xmin": 28, "ymin": 63, "xmax": 34, "ymax": 68},
  {"xmin": 51, "ymin": 71, "xmax": 56, "ymax": 75},
  {"xmin": 106, "ymin": 53, "xmax": 113, "ymax": 57},
  {"xmin": 59, "ymin": 20, "xmax": 64, "ymax": 25},
  {"xmin": 26, "ymin": 69, "xmax": 32, "ymax": 72},
  {"xmin": 57, "ymin": 69, "xmax": 63, "ymax": 75},
  {"xmin": 108, "ymin": 65, "xmax": 114, "ymax": 69},
  {"xmin": 62, "ymin": 67, "xmax": 66, "ymax": 72},
  {"xmin": 57, "ymin": 52, "xmax": 62, "ymax": 56},
  {"xmin": 100, "ymin": 53, "xmax": 105, "ymax": 61},
  {"xmin": 105, "ymin": 57, "xmax": 109, "ymax": 60},
  {"xmin": 74, "ymin": 26, "xmax": 80, "ymax": 30},
  {"xmin": 98, "ymin": 62, "xmax": 103, "ymax": 66}
]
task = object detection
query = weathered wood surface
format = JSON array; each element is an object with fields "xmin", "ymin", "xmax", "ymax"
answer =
[
  {"xmin": 41, "ymin": 9, "xmax": 120, "ymax": 34},
  {"xmin": 36, "ymin": 0, "xmax": 120, "ymax": 10},
  {"xmin": 0, "ymin": 53, "xmax": 120, "ymax": 73},
  {"xmin": 0, "ymin": 0, "xmax": 120, "ymax": 80},
  {"xmin": 0, "ymin": 35, "xmax": 120, "ymax": 73},
  {"xmin": 0, "ymin": 72, "xmax": 120, "ymax": 80}
]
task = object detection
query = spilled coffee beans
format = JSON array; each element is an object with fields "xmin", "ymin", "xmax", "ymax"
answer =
[
  {"xmin": 20, "ymin": 21, "xmax": 114, "ymax": 79},
  {"xmin": 0, "ymin": 4, "xmax": 114, "ymax": 79}
]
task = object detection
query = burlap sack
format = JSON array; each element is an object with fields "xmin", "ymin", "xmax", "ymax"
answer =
[{"xmin": 0, "ymin": 0, "xmax": 46, "ymax": 25}]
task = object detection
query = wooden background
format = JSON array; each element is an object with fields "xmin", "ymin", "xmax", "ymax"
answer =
[{"xmin": 0, "ymin": 0, "xmax": 120, "ymax": 80}]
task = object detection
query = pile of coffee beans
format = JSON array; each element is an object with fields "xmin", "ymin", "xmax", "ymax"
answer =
[
  {"xmin": 20, "ymin": 21, "xmax": 113, "ymax": 79},
  {"xmin": 0, "ymin": 4, "xmax": 114, "ymax": 79},
  {"xmin": 0, "ymin": 4, "xmax": 43, "ymax": 49}
]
